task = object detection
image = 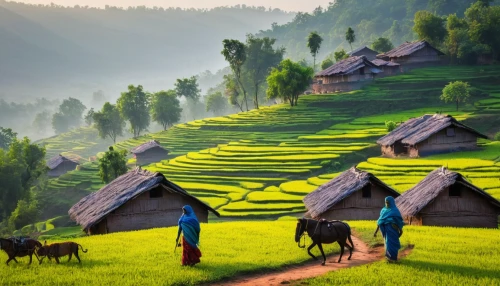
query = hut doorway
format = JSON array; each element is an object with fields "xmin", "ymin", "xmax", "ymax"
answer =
[{"xmin": 393, "ymin": 140, "xmax": 406, "ymax": 155}]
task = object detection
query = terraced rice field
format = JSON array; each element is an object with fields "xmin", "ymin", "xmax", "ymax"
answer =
[{"xmin": 41, "ymin": 66, "xmax": 500, "ymax": 218}]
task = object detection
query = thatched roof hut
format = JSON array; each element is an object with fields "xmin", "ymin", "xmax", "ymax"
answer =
[
  {"xmin": 47, "ymin": 154, "xmax": 79, "ymax": 177},
  {"xmin": 396, "ymin": 167, "xmax": 500, "ymax": 228},
  {"xmin": 348, "ymin": 46, "xmax": 379, "ymax": 60},
  {"xmin": 131, "ymin": 140, "xmax": 169, "ymax": 165},
  {"xmin": 371, "ymin": 59, "xmax": 401, "ymax": 76},
  {"xmin": 313, "ymin": 56, "xmax": 381, "ymax": 93},
  {"xmin": 377, "ymin": 114, "xmax": 488, "ymax": 158},
  {"xmin": 69, "ymin": 168, "xmax": 219, "ymax": 235},
  {"xmin": 303, "ymin": 166, "xmax": 400, "ymax": 220},
  {"xmin": 376, "ymin": 40, "xmax": 444, "ymax": 67}
]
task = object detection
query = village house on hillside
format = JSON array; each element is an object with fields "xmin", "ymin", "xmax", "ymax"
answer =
[
  {"xmin": 47, "ymin": 154, "xmax": 79, "ymax": 177},
  {"xmin": 303, "ymin": 166, "xmax": 400, "ymax": 220},
  {"xmin": 348, "ymin": 46, "xmax": 379, "ymax": 61},
  {"xmin": 371, "ymin": 59, "xmax": 401, "ymax": 76},
  {"xmin": 313, "ymin": 56, "xmax": 381, "ymax": 93},
  {"xmin": 131, "ymin": 140, "xmax": 169, "ymax": 166},
  {"xmin": 396, "ymin": 167, "xmax": 500, "ymax": 228},
  {"xmin": 377, "ymin": 114, "xmax": 488, "ymax": 158},
  {"xmin": 376, "ymin": 40, "xmax": 445, "ymax": 70},
  {"xmin": 69, "ymin": 168, "xmax": 219, "ymax": 235}
]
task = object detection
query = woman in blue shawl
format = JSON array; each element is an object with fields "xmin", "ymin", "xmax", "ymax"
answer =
[
  {"xmin": 176, "ymin": 205, "xmax": 202, "ymax": 266},
  {"xmin": 374, "ymin": 196, "xmax": 404, "ymax": 262}
]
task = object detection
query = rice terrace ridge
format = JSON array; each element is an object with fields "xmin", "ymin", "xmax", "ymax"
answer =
[{"xmin": 1, "ymin": 0, "xmax": 500, "ymax": 285}]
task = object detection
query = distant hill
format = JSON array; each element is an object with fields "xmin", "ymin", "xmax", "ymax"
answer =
[{"xmin": 0, "ymin": 1, "xmax": 294, "ymax": 101}]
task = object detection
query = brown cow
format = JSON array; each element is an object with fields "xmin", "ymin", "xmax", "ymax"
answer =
[{"xmin": 37, "ymin": 241, "xmax": 88, "ymax": 264}]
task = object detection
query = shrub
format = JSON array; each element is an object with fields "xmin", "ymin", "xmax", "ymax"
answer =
[
  {"xmin": 385, "ymin": 121, "xmax": 397, "ymax": 132},
  {"xmin": 494, "ymin": 132, "xmax": 500, "ymax": 141}
]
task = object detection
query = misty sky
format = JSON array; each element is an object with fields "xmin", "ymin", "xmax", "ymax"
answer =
[{"xmin": 14, "ymin": 0, "xmax": 332, "ymax": 12}]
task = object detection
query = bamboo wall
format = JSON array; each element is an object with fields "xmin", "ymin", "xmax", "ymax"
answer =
[
  {"xmin": 89, "ymin": 186, "xmax": 208, "ymax": 234},
  {"xmin": 319, "ymin": 184, "xmax": 396, "ymax": 220},
  {"xmin": 406, "ymin": 184, "xmax": 499, "ymax": 228}
]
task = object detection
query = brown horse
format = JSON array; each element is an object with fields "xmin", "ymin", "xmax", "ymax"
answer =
[
  {"xmin": 295, "ymin": 218, "xmax": 354, "ymax": 265},
  {"xmin": 0, "ymin": 238, "xmax": 42, "ymax": 265}
]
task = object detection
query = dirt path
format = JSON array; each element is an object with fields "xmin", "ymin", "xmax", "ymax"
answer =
[{"xmin": 210, "ymin": 237, "xmax": 411, "ymax": 286}]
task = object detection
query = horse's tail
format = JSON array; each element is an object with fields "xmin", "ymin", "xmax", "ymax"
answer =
[
  {"xmin": 343, "ymin": 222, "xmax": 354, "ymax": 251},
  {"xmin": 77, "ymin": 244, "xmax": 88, "ymax": 253}
]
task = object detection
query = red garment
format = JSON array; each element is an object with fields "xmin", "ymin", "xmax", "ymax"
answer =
[{"xmin": 182, "ymin": 237, "xmax": 202, "ymax": 266}]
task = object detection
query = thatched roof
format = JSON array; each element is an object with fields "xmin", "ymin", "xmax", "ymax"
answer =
[
  {"xmin": 316, "ymin": 56, "xmax": 381, "ymax": 77},
  {"xmin": 47, "ymin": 154, "xmax": 79, "ymax": 170},
  {"xmin": 396, "ymin": 167, "xmax": 500, "ymax": 217},
  {"xmin": 303, "ymin": 166, "xmax": 400, "ymax": 218},
  {"xmin": 377, "ymin": 114, "xmax": 488, "ymax": 146},
  {"xmin": 348, "ymin": 46, "xmax": 378, "ymax": 57},
  {"xmin": 131, "ymin": 140, "xmax": 168, "ymax": 154},
  {"xmin": 377, "ymin": 40, "xmax": 445, "ymax": 59},
  {"xmin": 69, "ymin": 168, "xmax": 219, "ymax": 231},
  {"xmin": 371, "ymin": 59, "xmax": 400, "ymax": 67}
]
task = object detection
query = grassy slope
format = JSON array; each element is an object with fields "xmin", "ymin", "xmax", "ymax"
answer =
[
  {"xmin": 39, "ymin": 65, "xmax": 500, "ymax": 219},
  {"xmin": 2, "ymin": 221, "xmax": 500, "ymax": 285}
]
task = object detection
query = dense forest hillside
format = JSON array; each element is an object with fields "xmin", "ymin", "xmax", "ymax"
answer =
[
  {"xmin": 0, "ymin": 1, "xmax": 293, "ymax": 101},
  {"xmin": 258, "ymin": 0, "xmax": 500, "ymax": 61}
]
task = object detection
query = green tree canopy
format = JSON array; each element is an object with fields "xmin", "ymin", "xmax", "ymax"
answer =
[
  {"xmin": 440, "ymin": 81, "xmax": 471, "ymax": 111},
  {"xmin": 345, "ymin": 27, "xmax": 356, "ymax": 51},
  {"xmin": 175, "ymin": 76, "xmax": 201, "ymax": 101},
  {"xmin": 334, "ymin": 49, "xmax": 349, "ymax": 62},
  {"xmin": 307, "ymin": 31, "xmax": 323, "ymax": 71},
  {"xmin": 413, "ymin": 10, "xmax": 447, "ymax": 47},
  {"xmin": 222, "ymin": 39, "xmax": 249, "ymax": 111},
  {"xmin": 151, "ymin": 90, "xmax": 182, "ymax": 130},
  {"xmin": 93, "ymin": 102, "xmax": 125, "ymax": 143},
  {"xmin": 206, "ymin": 91, "xmax": 228, "ymax": 116},
  {"xmin": 243, "ymin": 35, "xmax": 285, "ymax": 109},
  {"xmin": 117, "ymin": 85, "xmax": 150, "ymax": 138},
  {"xmin": 371, "ymin": 37, "xmax": 394, "ymax": 52},
  {"xmin": 0, "ymin": 127, "xmax": 17, "ymax": 150},
  {"xmin": 320, "ymin": 58, "xmax": 334, "ymax": 70},
  {"xmin": 266, "ymin": 59, "xmax": 314, "ymax": 107},
  {"xmin": 98, "ymin": 147, "xmax": 128, "ymax": 184},
  {"xmin": 52, "ymin": 97, "xmax": 87, "ymax": 134}
]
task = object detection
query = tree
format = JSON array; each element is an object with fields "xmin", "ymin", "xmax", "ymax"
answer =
[
  {"xmin": 0, "ymin": 127, "xmax": 17, "ymax": 149},
  {"xmin": 413, "ymin": 10, "xmax": 447, "ymax": 47},
  {"xmin": 385, "ymin": 121, "xmax": 398, "ymax": 132},
  {"xmin": 150, "ymin": 90, "xmax": 182, "ymax": 130},
  {"xmin": 243, "ymin": 35, "xmax": 285, "ymax": 109},
  {"xmin": 221, "ymin": 39, "xmax": 249, "ymax": 111},
  {"xmin": 307, "ymin": 31, "xmax": 323, "ymax": 71},
  {"xmin": 206, "ymin": 91, "xmax": 228, "ymax": 116},
  {"xmin": 345, "ymin": 27, "xmax": 356, "ymax": 51},
  {"xmin": 93, "ymin": 102, "xmax": 125, "ymax": 143},
  {"xmin": 51, "ymin": 97, "xmax": 86, "ymax": 133},
  {"xmin": 440, "ymin": 81, "xmax": 471, "ymax": 111},
  {"xmin": 321, "ymin": 58, "xmax": 334, "ymax": 70},
  {"xmin": 174, "ymin": 77, "xmax": 201, "ymax": 101},
  {"xmin": 334, "ymin": 49, "xmax": 349, "ymax": 62},
  {"xmin": 117, "ymin": 85, "xmax": 150, "ymax": 138},
  {"xmin": 223, "ymin": 74, "xmax": 244, "ymax": 112},
  {"xmin": 84, "ymin": 108, "xmax": 95, "ymax": 126},
  {"xmin": 98, "ymin": 146, "xmax": 128, "ymax": 183},
  {"xmin": 371, "ymin": 37, "xmax": 394, "ymax": 53},
  {"xmin": 91, "ymin": 90, "xmax": 107, "ymax": 107},
  {"xmin": 32, "ymin": 111, "xmax": 51, "ymax": 135},
  {"xmin": 266, "ymin": 59, "xmax": 314, "ymax": 107}
]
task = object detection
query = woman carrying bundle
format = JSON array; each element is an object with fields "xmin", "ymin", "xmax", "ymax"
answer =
[
  {"xmin": 176, "ymin": 205, "xmax": 202, "ymax": 266},
  {"xmin": 374, "ymin": 196, "xmax": 404, "ymax": 262}
]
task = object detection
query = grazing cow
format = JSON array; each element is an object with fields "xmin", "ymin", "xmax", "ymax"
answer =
[{"xmin": 37, "ymin": 241, "xmax": 88, "ymax": 264}]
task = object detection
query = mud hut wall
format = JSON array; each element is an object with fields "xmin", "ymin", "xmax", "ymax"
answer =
[
  {"xmin": 419, "ymin": 184, "xmax": 499, "ymax": 228},
  {"xmin": 103, "ymin": 186, "xmax": 208, "ymax": 234},
  {"xmin": 136, "ymin": 147, "xmax": 169, "ymax": 165},
  {"xmin": 380, "ymin": 145, "xmax": 395, "ymax": 157},
  {"xmin": 48, "ymin": 161, "xmax": 79, "ymax": 177},
  {"xmin": 319, "ymin": 184, "xmax": 395, "ymax": 220},
  {"xmin": 412, "ymin": 128, "xmax": 479, "ymax": 157}
]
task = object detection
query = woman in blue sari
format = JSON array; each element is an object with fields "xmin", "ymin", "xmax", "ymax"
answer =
[
  {"xmin": 374, "ymin": 196, "xmax": 404, "ymax": 262},
  {"xmin": 176, "ymin": 205, "xmax": 202, "ymax": 266}
]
